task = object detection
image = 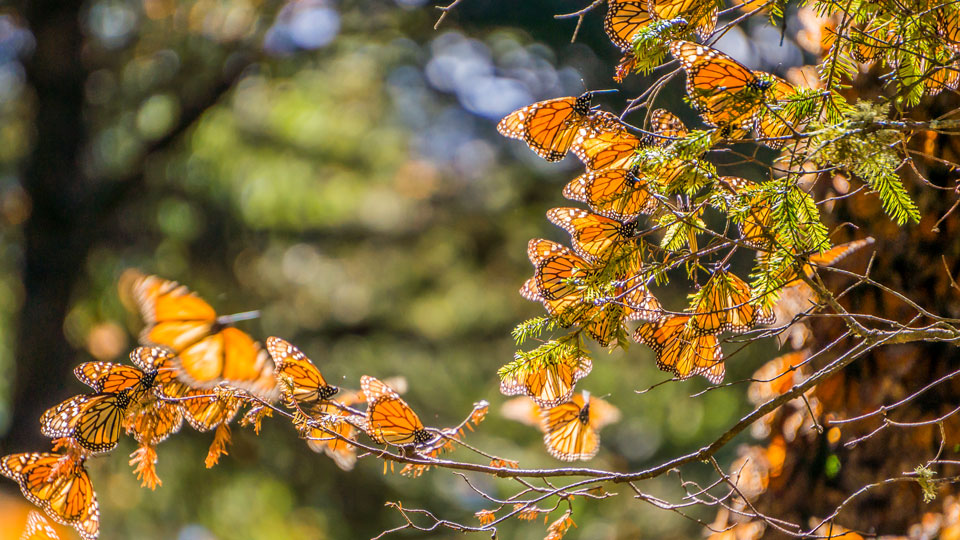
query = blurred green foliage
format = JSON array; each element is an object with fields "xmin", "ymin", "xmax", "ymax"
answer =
[{"xmin": 0, "ymin": 0, "xmax": 786, "ymax": 537}]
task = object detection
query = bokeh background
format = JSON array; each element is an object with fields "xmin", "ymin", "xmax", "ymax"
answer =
[{"xmin": 0, "ymin": 1, "xmax": 805, "ymax": 538}]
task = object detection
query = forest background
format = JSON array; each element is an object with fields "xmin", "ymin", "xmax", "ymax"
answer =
[{"xmin": 0, "ymin": 0, "xmax": 953, "ymax": 538}]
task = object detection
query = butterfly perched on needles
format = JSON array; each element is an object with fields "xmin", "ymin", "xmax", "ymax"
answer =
[
  {"xmin": 498, "ymin": 92, "xmax": 609, "ymax": 162},
  {"xmin": 360, "ymin": 375, "xmax": 434, "ymax": 447},
  {"xmin": 634, "ymin": 314, "xmax": 725, "ymax": 383},
  {"xmin": 752, "ymin": 74, "xmax": 806, "ymax": 148},
  {"xmin": 266, "ymin": 337, "xmax": 339, "ymax": 411},
  {"xmin": 563, "ymin": 167, "xmax": 658, "ymax": 221},
  {"xmin": 500, "ymin": 352, "xmax": 593, "ymax": 408},
  {"xmin": 123, "ymin": 270, "xmax": 278, "ymax": 400},
  {"xmin": 571, "ymin": 111, "xmax": 648, "ymax": 171},
  {"xmin": 21, "ymin": 511, "xmax": 62, "ymax": 540},
  {"xmin": 522, "ymin": 239, "xmax": 661, "ymax": 345},
  {"xmin": 689, "ymin": 270, "xmax": 775, "ymax": 334},
  {"xmin": 604, "ymin": 0, "xmax": 718, "ymax": 52},
  {"xmin": 0, "ymin": 453, "xmax": 99, "ymax": 540},
  {"xmin": 670, "ymin": 40, "xmax": 773, "ymax": 138},
  {"xmin": 540, "ymin": 391, "xmax": 621, "ymax": 461}
]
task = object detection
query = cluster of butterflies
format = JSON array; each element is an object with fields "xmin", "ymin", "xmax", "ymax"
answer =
[
  {"xmin": 495, "ymin": 29, "xmax": 876, "ymax": 460},
  {"xmin": 3, "ymin": 271, "xmax": 488, "ymax": 539}
]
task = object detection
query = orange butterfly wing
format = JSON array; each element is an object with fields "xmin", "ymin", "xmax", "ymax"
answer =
[
  {"xmin": 307, "ymin": 401, "xmax": 358, "ymax": 471},
  {"xmin": 649, "ymin": 0, "xmax": 717, "ymax": 38},
  {"xmin": 634, "ymin": 315, "xmax": 725, "ymax": 382},
  {"xmin": 500, "ymin": 354, "xmax": 593, "ymax": 408},
  {"xmin": 1, "ymin": 453, "xmax": 99, "ymax": 540},
  {"xmin": 671, "ymin": 40, "xmax": 768, "ymax": 137},
  {"xmin": 571, "ymin": 112, "xmax": 646, "ymax": 170},
  {"xmin": 753, "ymin": 73, "xmax": 801, "ymax": 148},
  {"xmin": 498, "ymin": 93, "xmax": 594, "ymax": 161},
  {"xmin": 540, "ymin": 392, "xmax": 619, "ymax": 461},
  {"xmin": 691, "ymin": 270, "xmax": 774, "ymax": 333},
  {"xmin": 21, "ymin": 511, "xmax": 62, "ymax": 540},
  {"xmin": 650, "ymin": 108, "xmax": 689, "ymax": 143},
  {"xmin": 563, "ymin": 167, "xmax": 658, "ymax": 220},
  {"xmin": 604, "ymin": 0, "xmax": 653, "ymax": 51},
  {"xmin": 360, "ymin": 375, "xmax": 432, "ymax": 446},
  {"xmin": 131, "ymin": 272, "xmax": 277, "ymax": 400},
  {"xmin": 547, "ymin": 207, "xmax": 635, "ymax": 261},
  {"xmin": 267, "ymin": 337, "xmax": 339, "ymax": 409}
]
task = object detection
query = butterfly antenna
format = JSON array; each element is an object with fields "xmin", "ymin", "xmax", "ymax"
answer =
[
  {"xmin": 218, "ymin": 310, "xmax": 261, "ymax": 325},
  {"xmin": 589, "ymin": 88, "xmax": 620, "ymax": 95}
]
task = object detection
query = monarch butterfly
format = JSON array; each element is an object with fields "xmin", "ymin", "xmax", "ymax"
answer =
[
  {"xmin": 527, "ymin": 238, "xmax": 596, "ymax": 301},
  {"xmin": 540, "ymin": 391, "xmax": 621, "ymax": 461},
  {"xmin": 563, "ymin": 167, "xmax": 658, "ymax": 221},
  {"xmin": 307, "ymin": 400, "xmax": 358, "ymax": 471},
  {"xmin": 360, "ymin": 375, "xmax": 434, "ymax": 446},
  {"xmin": 634, "ymin": 314, "xmax": 725, "ymax": 383},
  {"xmin": 21, "ymin": 511, "xmax": 61, "ymax": 540},
  {"xmin": 747, "ymin": 351, "xmax": 808, "ymax": 405},
  {"xmin": 500, "ymin": 353, "xmax": 593, "ymax": 408},
  {"xmin": 604, "ymin": 1, "xmax": 652, "ymax": 51},
  {"xmin": 604, "ymin": 0, "xmax": 716, "ymax": 52},
  {"xmin": 753, "ymin": 74, "xmax": 803, "ymax": 148},
  {"xmin": 547, "ymin": 207, "xmax": 638, "ymax": 261},
  {"xmin": 124, "ymin": 392, "xmax": 185, "ymax": 446},
  {"xmin": 157, "ymin": 381, "xmax": 243, "ymax": 432},
  {"xmin": 671, "ymin": 40, "xmax": 771, "ymax": 137},
  {"xmin": 523, "ymin": 240, "xmax": 661, "ymax": 344},
  {"xmin": 40, "ymin": 391, "xmax": 136, "ymax": 454},
  {"xmin": 497, "ymin": 92, "xmax": 599, "ymax": 161},
  {"xmin": 266, "ymin": 337, "xmax": 339, "ymax": 411},
  {"xmin": 649, "ymin": 108, "xmax": 688, "ymax": 143},
  {"xmin": 937, "ymin": 6, "xmax": 960, "ymax": 54},
  {"xmin": 126, "ymin": 271, "xmax": 278, "ymax": 400},
  {"xmin": 690, "ymin": 270, "xmax": 775, "ymax": 334},
  {"xmin": 649, "ymin": 0, "xmax": 718, "ymax": 39},
  {"xmin": 74, "ymin": 347, "xmax": 177, "ymax": 400},
  {"xmin": 571, "ymin": 111, "xmax": 647, "ymax": 171},
  {"xmin": 521, "ymin": 278, "xmax": 623, "ymax": 346},
  {"xmin": 715, "ymin": 177, "xmax": 773, "ymax": 249},
  {"xmin": 0, "ymin": 453, "xmax": 99, "ymax": 540}
]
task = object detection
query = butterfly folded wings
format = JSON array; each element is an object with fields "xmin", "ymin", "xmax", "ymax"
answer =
[{"xmin": 360, "ymin": 375, "xmax": 436, "ymax": 448}]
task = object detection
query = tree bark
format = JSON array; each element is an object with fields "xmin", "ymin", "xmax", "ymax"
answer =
[{"xmin": 3, "ymin": 0, "xmax": 89, "ymax": 451}]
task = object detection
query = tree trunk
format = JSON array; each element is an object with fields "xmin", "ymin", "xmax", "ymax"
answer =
[
  {"xmin": 757, "ymin": 93, "xmax": 960, "ymax": 536},
  {"xmin": 2, "ymin": 0, "xmax": 90, "ymax": 451}
]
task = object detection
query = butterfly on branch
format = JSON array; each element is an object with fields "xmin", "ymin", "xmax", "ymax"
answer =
[
  {"xmin": 266, "ymin": 337, "xmax": 339, "ymax": 411},
  {"xmin": 360, "ymin": 375, "xmax": 435, "ymax": 447}
]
